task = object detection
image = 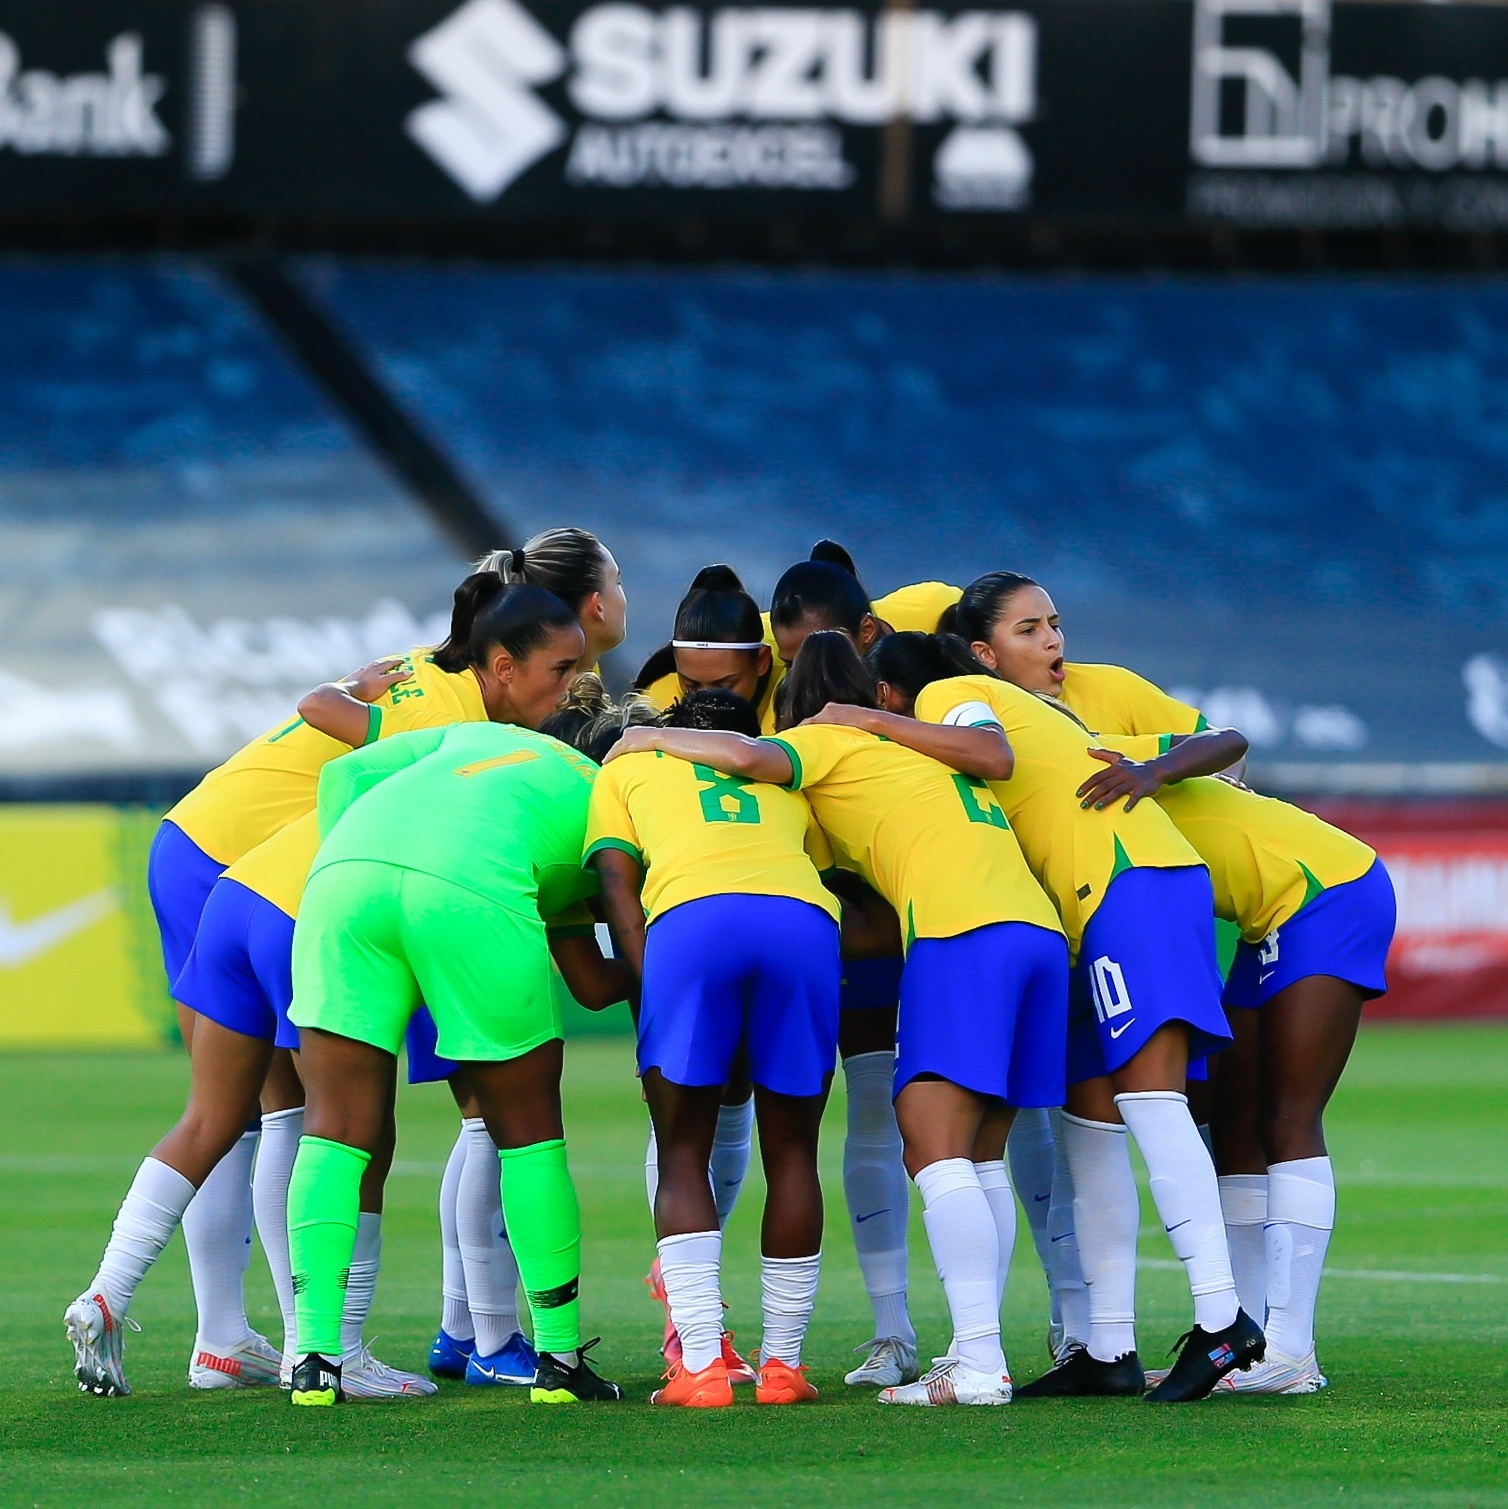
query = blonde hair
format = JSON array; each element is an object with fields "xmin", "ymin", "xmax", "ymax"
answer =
[{"xmin": 474, "ymin": 528, "xmax": 609, "ymax": 612}]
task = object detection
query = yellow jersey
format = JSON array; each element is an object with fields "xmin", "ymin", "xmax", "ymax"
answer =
[
  {"xmin": 222, "ymin": 811, "xmax": 320, "ymax": 919},
  {"xmin": 872, "ymin": 582, "xmax": 962, "ymax": 634},
  {"xmin": 1059, "ymin": 663, "xmax": 1206, "ymax": 739},
  {"xmin": 638, "ymin": 669, "xmax": 781, "ymax": 736},
  {"xmin": 913, "ymin": 675, "xmax": 1202, "ymax": 956},
  {"xmin": 764, "ymin": 723, "xmax": 1062, "ymax": 948},
  {"xmin": 166, "ymin": 651, "xmax": 489, "ymax": 867},
  {"xmin": 584, "ymin": 749, "xmax": 837, "ymax": 925}
]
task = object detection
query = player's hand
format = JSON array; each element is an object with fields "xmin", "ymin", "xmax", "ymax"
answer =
[
  {"xmin": 1214, "ymin": 770, "xmax": 1254, "ymax": 792},
  {"xmin": 343, "ymin": 657, "xmax": 411, "ymax": 704},
  {"xmin": 801, "ymin": 702, "xmax": 874, "ymax": 730},
  {"xmin": 602, "ymin": 726, "xmax": 663, "ymax": 764},
  {"xmin": 1077, "ymin": 748, "xmax": 1166, "ymax": 812}
]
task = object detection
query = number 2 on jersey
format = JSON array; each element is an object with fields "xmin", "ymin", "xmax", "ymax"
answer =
[
  {"xmin": 694, "ymin": 765, "xmax": 761, "ymax": 825},
  {"xmin": 951, "ymin": 774, "xmax": 1009, "ymax": 829}
]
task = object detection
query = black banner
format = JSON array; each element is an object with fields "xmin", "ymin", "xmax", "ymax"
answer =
[{"xmin": 2, "ymin": 0, "xmax": 1508, "ymax": 229}]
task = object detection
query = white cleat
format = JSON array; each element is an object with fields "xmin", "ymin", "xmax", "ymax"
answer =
[
  {"xmin": 189, "ymin": 1331, "xmax": 284, "ymax": 1390},
  {"xmin": 65, "ymin": 1291, "xmax": 136, "ymax": 1398},
  {"xmin": 340, "ymin": 1344, "xmax": 439, "ymax": 1400},
  {"xmin": 844, "ymin": 1336, "xmax": 920, "ymax": 1388},
  {"xmin": 1214, "ymin": 1347, "xmax": 1328, "ymax": 1395},
  {"xmin": 878, "ymin": 1355, "xmax": 1012, "ymax": 1406}
]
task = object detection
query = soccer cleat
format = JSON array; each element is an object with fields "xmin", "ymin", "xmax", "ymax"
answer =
[
  {"xmin": 289, "ymin": 1352, "xmax": 342, "ymax": 1407},
  {"xmin": 1145, "ymin": 1309, "xmax": 1266, "ymax": 1403},
  {"xmin": 877, "ymin": 1355, "xmax": 1011, "ymax": 1406},
  {"xmin": 341, "ymin": 1345, "xmax": 439, "ymax": 1399},
  {"xmin": 188, "ymin": 1331, "xmax": 283, "ymax": 1390},
  {"xmin": 530, "ymin": 1338, "xmax": 625, "ymax": 1403},
  {"xmin": 64, "ymin": 1291, "xmax": 136, "ymax": 1398},
  {"xmin": 844, "ymin": 1336, "xmax": 920, "ymax": 1388},
  {"xmin": 645, "ymin": 1257, "xmax": 682, "ymax": 1366},
  {"xmin": 1013, "ymin": 1344, "xmax": 1146, "ymax": 1398},
  {"xmin": 721, "ymin": 1331, "xmax": 757, "ymax": 1385},
  {"xmin": 756, "ymin": 1357, "xmax": 819, "ymax": 1405},
  {"xmin": 428, "ymin": 1328, "xmax": 476, "ymax": 1379},
  {"xmin": 651, "ymin": 1356, "xmax": 734, "ymax": 1408},
  {"xmin": 1213, "ymin": 1347, "xmax": 1327, "ymax": 1395},
  {"xmin": 465, "ymin": 1332, "xmax": 539, "ymax": 1387},
  {"xmin": 1048, "ymin": 1320, "xmax": 1066, "ymax": 1361}
]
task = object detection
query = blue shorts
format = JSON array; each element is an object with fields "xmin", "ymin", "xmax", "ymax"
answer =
[
  {"xmin": 405, "ymin": 1008, "xmax": 458, "ymax": 1085},
  {"xmin": 1224, "ymin": 857, "xmax": 1396, "ymax": 1009},
  {"xmin": 841, "ymin": 955, "xmax": 903, "ymax": 1013},
  {"xmin": 173, "ymin": 879, "xmax": 299, "ymax": 1049},
  {"xmin": 639, "ymin": 895, "xmax": 840, "ymax": 1100},
  {"xmin": 896, "ymin": 922, "xmax": 1069, "ymax": 1106},
  {"xmin": 147, "ymin": 819, "xmax": 227, "ymax": 991},
  {"xmin": 1068, "ymin": 866, "xmax": 1232, "ymax": 1085}
]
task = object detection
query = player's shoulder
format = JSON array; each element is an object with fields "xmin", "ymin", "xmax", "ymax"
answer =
[
  {"xmin": 873, "ymin": 581, "xmax": 962, "ymax": 633},
  {"xmin": 1064, "ymin": 661, "xmax": 1159, "ymax": 696},
  {"xmin": 638, "ymin": 671, "xmax": 681, "ymax": 711}
]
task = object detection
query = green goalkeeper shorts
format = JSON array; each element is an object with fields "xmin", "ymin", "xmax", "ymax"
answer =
[{"xmin": 290, "ymin": 860, "xmax": 560, "ymax": 1062}]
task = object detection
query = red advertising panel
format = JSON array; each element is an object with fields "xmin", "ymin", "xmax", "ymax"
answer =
[{"xmin": 1308, "ymin": 801, "xmax": 1508, "ymax": 1020}]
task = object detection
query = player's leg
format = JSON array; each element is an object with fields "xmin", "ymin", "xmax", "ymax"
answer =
[
  {"xmin": 1210, "ymin": 1005, "xmax": 1269, "ymax": 1326},
  {"xmin": 253, "ymin": 1049, "xmax": 306, "ymax": 1370},
  {"xmin": 1006, "ymin": 1107, "xmax": 1063, "ymax": 1356},
  {"xmin": 431, "ymin": 1105, "xmax": 475, "ymax": 1377}
]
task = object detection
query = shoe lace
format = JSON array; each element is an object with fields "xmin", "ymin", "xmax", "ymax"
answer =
[
  {"xmin": 124, "ymin": 1316, "xmax": 142, "ymax": 1334},
  {"xmin": 919, "ymin": 1356, "xmax": 960, "ymax": 1383},
  {"xmin": 1165, "ymin": 1329, "xmax": 1194, "ymax": 1359},
  {"xmin": 575, "ymin": 1336, "xmax": 605, "ymax": 1371}
]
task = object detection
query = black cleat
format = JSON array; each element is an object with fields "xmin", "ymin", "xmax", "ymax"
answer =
[
  {"xmin": 1013, "ymin": 1344, "xmax": 1146, "ymax": 1398},
  {"xmin": 289, "ymin": 1352, "xmax": 343, "ymax": 1407},
  {"xmin": 1145, "ymin": 1309, "xmax": 1266, "ymax": 1403},
  {"xmin": 530, "ymin": 1337, "xmax": 624, "ymax": 1403}
]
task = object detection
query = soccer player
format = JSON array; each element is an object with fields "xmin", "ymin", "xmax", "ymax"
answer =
[
  {"xmin": 872, "ymin": 627, "xmax": 1264, "ymax": 1401},
  {"xmin": 585, "ymin": 689, "xmax": 842, "ymax": 1407},
  {"xmin": 283, "ymin": 703, "xmax": 629, "ymax": 1406},
  {"xmin": 764, "ymin": 544, "xmax": 961, "ymax": 1387},
  {"xmin": 607, "ymin": 632, "xmax": 1066, "ymax": 1407}
]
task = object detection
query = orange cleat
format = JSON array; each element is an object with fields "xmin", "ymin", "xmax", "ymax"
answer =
[
  {"xmin": 645, "ymin": 1257, "xmax": 682, "ymax": 1367},
  {"xmin": 651, "ymin": 1357, "xmax": 734, "ymax": 1408},
  {"xmin": 756, "ymin": 1357, "xmax": 819, "ymax": 1405},
  {"xmin": 721, "ymin": 1331, "xmax": 757, "ymax": 1385}
]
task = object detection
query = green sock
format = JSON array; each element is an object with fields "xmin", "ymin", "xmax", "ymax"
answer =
[
  {"xmin": 499, "ymin": 1139, "xmax": 581, "ymax": 1354},
  {"xmin": 288, "ymin": 1136, "xmax": 370, "ymax": 1360}
]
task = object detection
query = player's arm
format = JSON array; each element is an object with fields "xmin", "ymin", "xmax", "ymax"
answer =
[
  {"xmin": 298, "ymin": 657, "xmax": 414, "ymax": 747},
  {"xmin": 548, "ymin": 932, "xmax": 634, "ymax": 1013},
  {"xmin": 588, "ymin": 847, "xmax": 649, "ymax": 983},
  {"xmin": 801, "ymin": 702, "xmax": 1012, "ymax": 781},
  {"xmin": 1077, "ymin": 728, "xmax": 1250, "ymax": 812},
  {"xmin": 602, "ymin": 725, "xmax": 794, "ymax": 784},
  {"xmin": 315, "ymin": 726, "xmax": 448, "ymax": 836}
]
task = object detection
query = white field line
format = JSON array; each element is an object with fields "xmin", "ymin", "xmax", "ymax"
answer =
[{"xmin": 1138, "ymin": 1258, "xmax": 1503, "ymax": 1284}]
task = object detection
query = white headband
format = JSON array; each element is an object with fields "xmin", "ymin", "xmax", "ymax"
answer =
[{"xmin": 672, "ymin": 639, "xmax": 765, "ymax": 651}]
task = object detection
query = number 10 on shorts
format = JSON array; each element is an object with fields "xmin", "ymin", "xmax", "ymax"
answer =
[{"xmin": 1089, "ymin": 956, "xmax": 1134, "ymax": 1025}]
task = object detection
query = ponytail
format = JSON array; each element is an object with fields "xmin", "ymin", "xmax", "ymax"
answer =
[
  {"xmin": 473, "ymin": 527, "xmax": 610, "ymax": 613},
  {"xmin": 456, "ymin": 582, "xmax": 578, "ymax": 671},
  {"xmin": 632, "ymin": 562, "xmax": 764, "ymax": 689},
  {"xmin": 770, "ymin": 551, "xmax": 872, "ymax": 636},
  {"xmin": 866, "ymin": 632, "xmax": 988, "ymax": 701},
  {"xmin": 433, "ymin": 570, "xmax": 505, "ymax": 673},
  {"xmin": 538, "ymin": 672, "xmax": 612, "ymax": 749}
]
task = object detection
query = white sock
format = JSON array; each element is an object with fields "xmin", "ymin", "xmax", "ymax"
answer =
[
  {"xmin": 1047, "ymin": 1109, "xmax": 1090, "ymax": 1347},
  {"xmin": 89, "ymin": 1158, "xmax": 196, "ymax": 1319},
  {"xmin": 842, "ymin": 1052, "xmax": 914, "ymax": 1347},
  {"xmin": 182, "ymin": 1129, "xmax": 258, "ymax": 1351},
  {"xmin": 711, "ymin": 1099, "xmax": 754, "ymax": 1227},
  {"xmin": 760, "ymin": 1252, "xmax": 821, "ymax": 1367},
  {"xmin": 1115, "ymin": 1091, "xmax": 1238, "ymax": 1335},
  {"xmin": 252, "ymin": 1107, "xmax": 303, "ymax": 1356},
  {"xmin": 974, "ymin": 1159, "xmax": 1016, "ymax": 1311},
  {"xmin": 1006, "ymin": 1108, "xmax": 1058, "ymax": 1330},
  {"xmin": 1265, "ymin": 1157, "xmax": 1335, "ymax": 1359},
  {"xmin": 915, "ymin": 1158, "xmax": 1004, "ymax": 1375},
  {"xmin": 458, "ymin": 1118, "xmax": 521, "ymax": 1356},
  {"xmin": 1061, "ymin": 1113, "xmax": 1139, "ymax": 1362},
  {"xmin": 1219, "ymin": 1173, "xmax": 1268, "ymax": 1324},
  {"xmin": 644, "ymin": 1124, "xmax": 659, "ymax": 1216},
  {"xmin": 438, "ymin": 1124, "xmax": 474, "ymax": 1342},
  {"xmin": 658, "ymin": 1229, "xmax": 723, "ymax": 1373},
  {"xmin": 340, "ymin": 1212, "xmax": 382, "ymax": 1359}
]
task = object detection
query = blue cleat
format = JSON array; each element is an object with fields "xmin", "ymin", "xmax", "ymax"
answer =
[
  {"xmin": 429, "ymin": 1329, "xmax": 476, "ymax": 1380},
  {"xmin": 465, "ymin": 1333, "xmax": 539, "ymax": 1387}
]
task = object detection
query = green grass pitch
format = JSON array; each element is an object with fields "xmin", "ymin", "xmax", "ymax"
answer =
[{"xmin": 3, "ymin": 1024, "xmax": 1506, "ymax": 1507}]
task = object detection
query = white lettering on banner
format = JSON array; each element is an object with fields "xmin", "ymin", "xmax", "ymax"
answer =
[
  {"xmin": 1386, "ymin": 855, "xmax": 1508, "ymax": 937},
  {"xmin": 0, "ymin": 672, "xmax": 140, "ymax": 754},
  {"xmin": 0, "ymin": 31, "xmax": 169, "ymax": 158},
  {"xmin": 410, "ymin": 0, "xmax": 1036, "ymax": 202},
  {"xmin": 1464, "ymin": 654, "xmax": 1508, "ymax": 750},
  {"xmin": 1168, "ymin": 685, "xmax": 1368, "ymax": 752}
]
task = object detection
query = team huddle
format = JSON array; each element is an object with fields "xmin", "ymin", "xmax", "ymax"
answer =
[{"xmin": 64, "ymin": 527, "xmax": 1398, "ymax": 1410}]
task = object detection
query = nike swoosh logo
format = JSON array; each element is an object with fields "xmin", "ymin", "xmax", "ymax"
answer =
[
  {"xmin": 1050, "ymin": 1233, "xmax": 1072, "ymax": 1243},
  {"xmin": 1033, "ymin": 1193, "xmax": 1050, "ymax": 1203},
  {"xmin": 0, "ymin": 889, "xmax": 118, "ymax": 968},
  {"xmin": 1259, "ymin": 971, "xmax": 1275, "ymax": 983},
  {"xmin": 1108, "ymin": 1019, "xmax": 1135, "ymax": 1039},
  {"xmin": 1165, "ymin": 1219, "xmax": 1190, "ymax": 1234},
  {"xmin": 854, "ymin": 1210, "xmax": 890, "ymax": 1223}
]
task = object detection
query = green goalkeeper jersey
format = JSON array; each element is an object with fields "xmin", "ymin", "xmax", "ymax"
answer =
[{"xmin": 311, "ymin": 722, "xmax": 601, "ymax": 920}]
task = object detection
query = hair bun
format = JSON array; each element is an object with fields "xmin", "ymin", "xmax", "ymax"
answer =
[
  {"xmin": 809, "ymin": 539, "xmax": 858, "ymax": 576},
  {"xmin": 688, "ymin": 563, "xmax": 745, "ymax": 593}
]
